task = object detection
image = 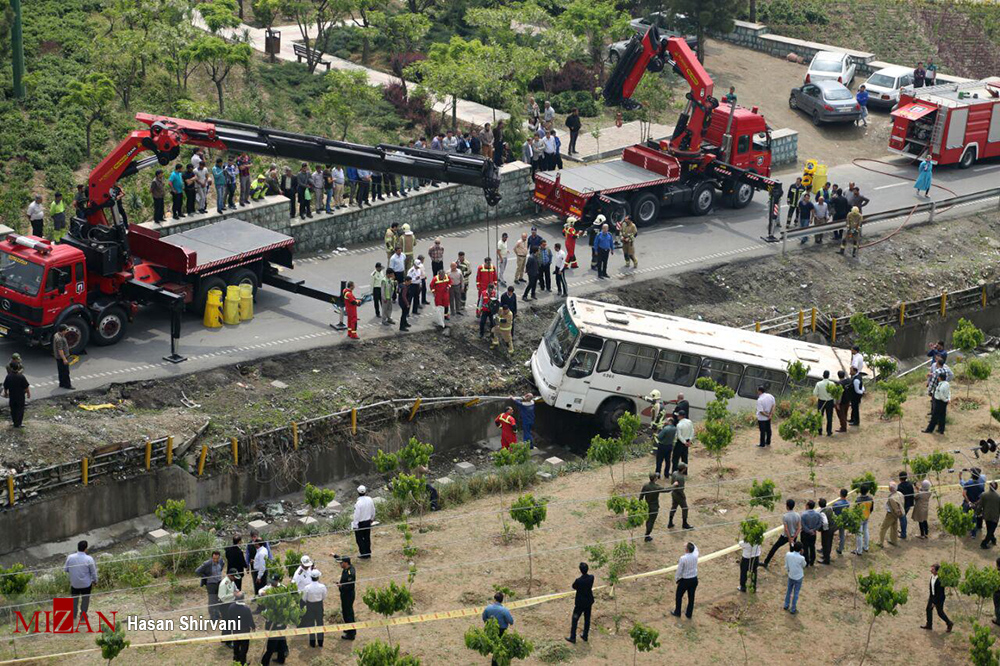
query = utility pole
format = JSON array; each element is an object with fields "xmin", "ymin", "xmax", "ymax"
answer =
[{"xmin": 10, "ymin": 0, "xmax": 26, "ymax": 100}]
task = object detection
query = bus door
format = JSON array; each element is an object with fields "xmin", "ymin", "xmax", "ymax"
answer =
[{"xmin": 560, "ymin": 335, "xmax": 605, "ymax": 412}]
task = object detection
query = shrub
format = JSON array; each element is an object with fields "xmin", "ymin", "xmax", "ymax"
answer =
[
  {"xmin": 97, "ymin": 554, "xmax": 152, "ymax": 590},
  {"xmin": 258, "ymin": 582, "xmax": 304, "ymax": 627},
  {"xmin": 0, "ymin": 563, "xmax": 33, "ymax": 598},
  {"xmin": 155, "ymin": 499, "xmax": 202, "ymax": 535},
  {"xmin": 530, "ymin": 60, "xmax": 598, "ymax": 94},
  {"xmin": 304, "ymin": 483, "xmax": 335, "ymax": 510},
  {"xmin": 316, "ymin": 25, "xmax": 365, "ymax": 60},
  {"xmin": 465, "ymin": 618, "xmax": 533, "ymax": 666},
  {"xmin": 381, "ymin": 82, "xmax": 433, "ymax": 131},
  {"xmin": 155, "ymin": 530, "xmax": 217, "ymax": 573},
  {"xmin": 283, "ymin": 549, "xmax": 303, "ymax": 578},
  {"xmin": 550, "ymin": 90, "xmax": 598, "ymax": 117},
  {"xmin": 356, "ymin": 639, "xmax": 422, "ymax": 666},
  {"xmin": 95, "ymin": 623, "xmax": 129, "ymax": 663},
  {"xmin": 363, "ymin": 581, "xmax": 414, "ymax": 641}
]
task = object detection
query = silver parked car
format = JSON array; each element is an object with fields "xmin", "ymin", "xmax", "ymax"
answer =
[{"xmin": 789, "ymin": 80, "xmax": 863, "ymax": 125}]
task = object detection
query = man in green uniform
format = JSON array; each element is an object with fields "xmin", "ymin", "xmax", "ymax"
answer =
[
  {"xmin": 620, "ymin": 216, "xmax": 638, "ymax": 268},
  {"xmin": 668, "ymin": 462, "xmax": 693, "ymax": 530},
  {"xmin": 335, "ymin": 556, "xmax": 357, "ymax": 640},
  {"xmin": 640, "ymin": 473, "xmax": 666, "ymax": 542}
]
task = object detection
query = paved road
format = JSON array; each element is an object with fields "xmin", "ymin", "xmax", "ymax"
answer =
[{"xmin": 6, "ymin": 156, "xmax": 1000, "ymax": 400}]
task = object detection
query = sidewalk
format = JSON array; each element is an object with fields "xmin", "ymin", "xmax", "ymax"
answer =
[
  {"xmin": 562, "ymin": 120, "xmax": 674, "ymax": 162},
  {"xmin": 192, "ymin": 12, "xmax": 509, "ymax": 129}
]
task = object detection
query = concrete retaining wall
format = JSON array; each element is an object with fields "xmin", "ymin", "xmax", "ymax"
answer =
[{"xmin": 142, "ymin": 162, "xmax": 534, "ymax": 255}]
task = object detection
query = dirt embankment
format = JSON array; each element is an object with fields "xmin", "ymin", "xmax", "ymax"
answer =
[{"xmin": 3, "ymin": 208, "xmax": 999, "ymax": 468}]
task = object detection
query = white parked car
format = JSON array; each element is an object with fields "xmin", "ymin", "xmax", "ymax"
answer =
[
  {"xmin": 805, "ymin": 51, "xmax": 856, "ymax": 87},
  {"xmin": 861, "ymin": 65, "xmax": 915, "ymax": 108}
]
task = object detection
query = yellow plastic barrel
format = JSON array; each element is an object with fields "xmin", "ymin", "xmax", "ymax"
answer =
[
  {"xmin": 239, "ymin": 283, "xmax": 254, "ymax": 321},
  {"xmin": 203, "ymin": 288, "xmax": 224, "ymax": 328},
  {"xmin": 811, "ymin": 163, "xmax": 828, "ymax": 194},
  {"xmin": 223, "ymin": 285, "xmax": 241, "ymax": 325}
]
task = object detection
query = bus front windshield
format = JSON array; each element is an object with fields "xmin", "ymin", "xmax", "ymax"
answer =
[
  {"xmin": 544, "ymin": 306, "xmax": 580, "ymax": 368},
  {"xmin": 0, "ymin": 252, "xmax": 44, "ymax": 297}
]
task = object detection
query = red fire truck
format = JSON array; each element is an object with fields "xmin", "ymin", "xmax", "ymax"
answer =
[
  {"xmin": 889, "ymin": 77, "xmax": 1000, "ymax": 168},
  {"xmin": 533, "ymin": 27, "xmax": 782, "ymax": 229}
]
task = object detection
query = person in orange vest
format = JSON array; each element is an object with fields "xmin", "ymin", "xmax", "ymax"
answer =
[
  {"xmin": 430, "ymin": 269, "xmax": 452, "ymax": 329},
  {"xmin": 343, "ymin": 281, "xmax": 362, "ymax": 339},
  {"xmin": 476, "ymin": 257, "xmax": 498, "ymax": 295},
  {"xmin": 563, "ymin": 217, "xmax": 580, "ymax": 269},
  {"xmin": 478, "ymin": 283, "xmax": 498, "ymax": 339},
  {"xmin": 495, "ymin": 407, "xmax": 517, "ymax": 450}
]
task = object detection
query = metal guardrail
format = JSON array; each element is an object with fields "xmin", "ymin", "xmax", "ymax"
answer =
[{"xmin": 779, "ymin": 186, "xmax": 1000, "ymax": 252}]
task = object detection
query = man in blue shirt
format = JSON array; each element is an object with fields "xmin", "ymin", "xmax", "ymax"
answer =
[
  {"xmin": 539, "ymin": 240, "xmax": 553, "ymax": 292},
  {"xmin": 797, "ymin": 193, "xmax": 814, "ymax": 245},
  {"xmin": 346, "ymin": 167, "xmax": 359, "ymax": 205},
  {"xmin": 855, "ymin": 85, "xmax": 869, "ymax": 127},
  {"xmin": 514, "ymin": 394, "xmax": 536, "ymax": 447},
  {"xmin": 830, "ymin": 488, "xmax": 851, "ymax": 554},
  {"xmin": 963, "ymin": 468, "xmax": 986, "ymax": 537},
  {"xmin": 212, "ymin": 159, "xmax": 226, "ymax": 213},
  {"xmin": 526, "ymin": 227, "xmax": 543, "ymax": 252},
  {"xmin": 594, "ymin": 223, "xmax": 614, "ymax": 279},
  {"xmin": 482, "ymin": 591, "xmax": 514, "ymax": 634},
  {"xmin": 168, "ymin": 164, "xmax": 185, "ymax": 219}
]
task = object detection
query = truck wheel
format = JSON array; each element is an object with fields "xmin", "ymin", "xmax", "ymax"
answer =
[
  {"xmin": 728, "ymin": 182, "xmax": 755, "ymax": 209},
  {"xmin": 689, "ymin": 181, "xmax": 715, "ymax": 216},
  {"xmin": 959, "ymin": 147, "xmax": 976, "ymax": 169},
  {"xmin": 195, "ymin": 276, "xmax": 227, "ymax": 314},
  {"xmin": 60, "ymin": 315, "xmax": 91, "ymax": 355},
  {"xmin": 227, "ymin": 268, "xmax": 260, "ymax": 297},
  {"xmin": 92, "ymin": 306, "xmax": 128, "ymax": 346},
  {"xmin": 631, "ymin": 192, "xmax": 660, "ymax": 225},
  {"xmin": 596, "ymin": 397, "xmax": 634, "ymax": 434}
]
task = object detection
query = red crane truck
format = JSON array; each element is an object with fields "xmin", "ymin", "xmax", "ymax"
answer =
[
  {"xmin": 888, "ymin": 77, "xmax": 1000, "ymax": 168},
  {"xmin": 533, "ymin": 27, "xmax": 783, "ymax": 229},
  {"xmin": 0, "ymin": 115, "xmax": 501, "ymax": 356}
]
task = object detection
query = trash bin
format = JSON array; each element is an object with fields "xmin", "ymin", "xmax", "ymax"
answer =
[
  {"xmin": 239, "ymin": 283, "xmax": 254, "ymax": 321},
  {"xmin": 203, "ymin": 288, "xmax": 223, "ymax": 328},
  {"xmin": 223, "ymin": 285, "xmax": 242, "ymax": 325},
  {"xmin": 265, "ymin": 29, "xmax": 281, "ymax": 56}
]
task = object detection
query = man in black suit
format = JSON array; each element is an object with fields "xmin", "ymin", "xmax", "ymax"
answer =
[
  {"xmin": 224, "ymin": 535, "xmax": 247, "ymax": 591},
  {"xmin": 566, "ymin": 562, "xmax": 594, "ymax": 644},
  {"xmin": 921, "ymin": 563, "xmax": 953, "ymax": 632},
  {"xmin": 229, "ymin": 592, "xmax": 256, "ymax": 665}
]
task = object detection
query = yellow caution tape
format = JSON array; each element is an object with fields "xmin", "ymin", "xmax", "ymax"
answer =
[{"xmin": 78, "ymin": 403, "xmax": 116, "ymax": 411}]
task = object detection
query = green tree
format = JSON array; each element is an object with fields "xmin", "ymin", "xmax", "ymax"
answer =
[
  {"xmin": 0, "ymin": 563, "xmax": 33, "ymax": 598},
  {"xmin": 607, "ymin": 495, "xmax": 649, "ymax": 544},
  {"xmin": 778, "ymin": 408, "xmax": 822, "ymax": 493},
  {"xmin": 695, "ymin": 377, "xmax": 735, "ymax": 493},
  {"xmin": 155, "ymin": 499, "xmax": 202, "ymax": 534},
  {"xmin": 786, "ymin": 360, "xmax": 810, "ymax": 385},
  {"xmin": 398, "ymin": 437, "xmax": 434, "ymax": 472},
  {"xmin": 95, "ymin": 624, "xmax": 130, "ymax": 664},
  {"xmin": 909, "ymin": 450, "xmax": 954, "ymax": 508},
  {"xmin": 669, "ymin": 0, "xmax": 741, "ymax": 62},
  {"xmin": 961, "ymin": 564, "xmax": 1000, "ymax": 620},
  {"xmin": 282, "ymin": 549, "xmax": 303, "ymax": 577},
  {"xmin": 362, "ymin": 581, "xmax": 414, "ymax": 641},
  {"xmin": 954, "ymin": 318, "xmax": 986, "ymax": 355},
  {"xmin": 406, "ymin": 36, "xmax": 481, "ymax": 130},
  {"xmin": 738, "ymin": 517, "xmax": 766, "ymax": 593},
  {"xmin": 348, "ymin": 0, "xmax": 390, "ymax": 65},
  {"xmin": 834, "ymin": 505, "xmax": 864, "ymax": 607},
  {"xmin": 558, "ymin": 0, "xmax": 629, "ymax": 79},
  {"xmin": 201, "ymin": 0, "xmax": 241, "ymax": 32},
  {"xmin": 629, "ymin": 622, "xmax": 661, "ymax": 666},
  {"xmin": 606, "ymin": 540, "xmax": 636, "ymax": 613},
  {"xmin": 939, "ymin": 503, "xmax": 976, "ymax": 561},
  {"xmin": 282, "ymin": 0, "xmax": 352, "ymax": 71},
  {"xmin": 258, "ymin": 582, "xmax": 306, "ymax": 627},
  {"xmin": 304, "ymin": 483, "xmax": 336, "ymax": 509},
  {"xmin": 587, "ymin": 432, "xmax": 625, "ymax": 486},
  {"xmin": 355, "ymin": 639, "xmax": 421, "ymax": 665},
  {"xmin": 970, "ymin": 622, "xmax": 1000, "ymax": 666},
  {"xmin": 158, "ymin": 11, "xmax": 202, "ymax": 94},
  {"xmin": 857, "ymin": 570, "xmax": 908, "ymax": 666},
  {"xmin": 509, "ymin": 493, "xmax": 547, "ymax": 595},
  {"xmin": 190, "ymin": 35, "xmax": 253, "ymax": 113},
  {"xmin": 747, "ymin": 478, "xmax": 780, "ymax": 516},
  {"xmin": 938, "ymin": 561, "xmax": 961, "ymax": 590},
  {"xmin": 64, "ymin": 75, "xmax": 115, "ymax": 160},
  {"xmin": 318, "ymin": 69, "xmax": 383, "ymax": 140},
  {"xmin": 464, "ymin": 618, "xmax": 533, "ymax": 666},
  {"xmin": 848, "ymin": 312, "xmax": 896, "ymax": 368},
  {"xmin": 390, "ymin": 472, "xmax": 428, "ymax": 516},
  {"xmin": 371, "ymin": 10, "xmax": 429, "ymax": 84}
]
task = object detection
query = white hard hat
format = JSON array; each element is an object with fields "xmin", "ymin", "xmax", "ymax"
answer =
[
  {"xmin": 310, "ymin": 569, "xmax": 321, "ymax": 579},
  {"xmin": 645, "ymin": 389, "xmax": 661, "ymax": 401},
  {"xmin": 402, "ymin": 223, "xmax": 411, "ymax": 232},
  {"xmin": 301, "ymin": 556, "xmax": 313, "ymax": 567},
  {"xmin": 594, "ymin": 215, "xmax": 606, "ymax": 224},
  {"xmin": 566, "ymin": 216, "xmax": 578, "ymax": 224},
  {"xmin": 358, "ymin": 485, "xmax": 367, "ymax": 495}
]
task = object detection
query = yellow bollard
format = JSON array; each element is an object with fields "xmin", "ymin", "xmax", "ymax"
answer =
[
  {"xmin": 983, "ymin": 286, "xmax": 988, "ymax": 308},
  {"xmin": 941, "ymin": 292, "xmax": 947, "ymax": 318},
  {"xmin": 7, "ymin": 475, "xmax": 14, "ymax": 507},
  {"xmin": 145, "ymin": 439, "xmax": 152, "ymax": 471},
  {"xmin": 464, "ymin": 398, "xmax": 481, "ymax": 407},
  {"xmin": 231, "ymin": 438, "xmax": 239, "ymax": 466},
  {"xmin": 238, "ymin": 284, "xmax": 254, "ymax": 321},
  {"xmin": 198, "ymin": 445, "xmax": 208, "ymax": 476},
  {"xmin": 754, "ymin": 321, "xmax": 760, "ymax": 333},
  {"xmin": 831, "ymin": 317, "xmax": 837, "ymax": 343},
  {"xmin": 351, "ymin": 408, "xmax": 357, "ymax": 435},
  {"xmin": 223, "ymin": 286, "xmax": 242, "ymax": 325},
  {"xmin": 797, "ymin": 310, "xmax": 804, "ymax": 336},
  {"xmin": 409, "ymin": 398, "xmax": 422, "ymax": 421},
  {"xmin": 203, "ymin": 288, "xmax": 224, "ymax": 328},
  {"xmin": 292, "ymin": 422, "xmax": 299, "ymax": 450},
  {"xmin": 899, "ymin": 302, "xmax": 906, "ymax": 327},
  {"xmin": 166, "ymin": 435, "xmax": 174, "ymax": 466},
  {"xmin": 810, "ymin": 307, "xmax": 817, "ymax": 333},
  {"xmin": 82, "ymin": 458, "xmax": 88, "ymax": 486}
]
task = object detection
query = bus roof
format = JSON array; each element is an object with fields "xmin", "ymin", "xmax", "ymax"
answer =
[{"xmin": 566, "ymin": 297, "xmax": 852, "ymax": 377}]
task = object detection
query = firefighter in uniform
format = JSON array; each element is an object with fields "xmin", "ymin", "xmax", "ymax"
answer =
[
  {"xmin": 401, "ymin": 223, "xmax": 416, "ymax": 270},
  {"xmin": 478, "ymin": 283, "xmax": 498, "ymax": 340},
  {"xmin": 839, "ymin": 206, "xmax": 863, "ymax": 257},
  {"xmin": 620, "ymin": 216, "xmax": 638, "ymax": 268},
  {"xmin": 430, "ymin": 269, "xmax": 452, "ymax": 328},
  {"xmin": 786, "ymin": 177, "xmax": 807, "ymax": 230},
  {"xmin": 644, "ymin": 389, "xmax": 666, "ymax": 435},
  {"xmin": 343, "ymin": 282, "xmax": 361, "ymax": 339},
  {"xmin": 299, "ymin": 569, "xmax": 327, "ymax": 648},
  {"xmin": 476, "ymin": 257, "xmax": 498, "ymax": 295},
  {"xmin": 563, "ymin": 217, "xmax": 580, "ymax": 269},
  {"xmin": 495, "ymin": 407, "xmax": 517, "ymax": 449},
  {"xmin": 384, "ymin": 222, "xmax": 399, "ymax": 263},
  {"xmin": 494, "ymin": 304, "xmax": 514, "ymax": 352}
]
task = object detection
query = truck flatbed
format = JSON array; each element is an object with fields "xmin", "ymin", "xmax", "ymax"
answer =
[
  {"xmin": 535, "ymin": 159, "xmax": 678, "ymax": 197},
  {"xmin": 160, "ymin": 219, "xmax": 295, "ymax": 274}
]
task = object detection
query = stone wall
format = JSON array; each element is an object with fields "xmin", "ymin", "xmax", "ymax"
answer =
[
  {"xmin": 770, "ymin": 128, "xmax": 798, "ymax": 167},
  {"xmin": 143, "ymin": 162, "xmax": 534, "ymax": 255}
]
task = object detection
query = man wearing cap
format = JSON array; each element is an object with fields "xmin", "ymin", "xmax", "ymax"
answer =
[
  {"xmin": 218, "ymin": 568, "xmax": 239, "ymax": 645},
  {"xmin": 293, "ymin": 555, "xmax": 314, "ymax": 592},
  {"xmin": 668, "ymin": 462, "xmax": 693, "ymax": 530},
  {"xmin": 229, "ymin": 592, "xmax": 255, "ymax": 665},
  {"xmin": 513, "ymin": 233, "xmax": 528, "ymax": 284},
  {"xmin": 655, "ymin": 416, "xmax": 676, "ymax": 479},
  {"xmin": 299, "ymin": 569, "xmax": 328, "ymax": 648},
  {"xmin": 195, "ymin": 550, "xmax": 225, "ymax": 620},
  {"xmin": 335, "ymin": 555, "xmax": 357, "ymax": 640},
  {"xmin": 353, "ymin": 486, "xmax": 376, "ymax": 559}
]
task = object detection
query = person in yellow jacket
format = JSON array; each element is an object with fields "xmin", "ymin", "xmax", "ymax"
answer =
[
  {"xmin": 250, "ymin": 173, "xmax": 268, "ymax": 201},
  {"xmin": 401, "ymin": 223, "xmax": 415, "ymax": 271},
  {"xmin": 839, "ymin": 206, "xmax": 863, "ymax": 257},
  {"xmin": 620, "ymin": 216, "xmax": 638, "ymax": 268},
  {"xmin": 494, "ymin": 304, "xmax": 514, "ymax": 352},
  {"xmin": 49, "ymin": 192, "xmax": 67, "ymax": 241},
  {"xmin": 384, "ymin": 222, "xmax": 399, "ymax": 263}
]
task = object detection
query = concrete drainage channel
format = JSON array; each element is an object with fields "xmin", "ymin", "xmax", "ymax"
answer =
[{"xmin": 0, "ymin": 402, "xmax": 583, "ymax": 563}]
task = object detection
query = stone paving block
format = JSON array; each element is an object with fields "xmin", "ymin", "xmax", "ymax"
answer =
[
  {"xmin": 536, "ymin": 472, "xmax": 553, "ymax": 481},
  {"xmin": 147, "ymin": 529, "xmax": 171, "ymax": 543},
  {"xmin": 326, "ymin": 500, "xmax": 342, "ymax": 512},
  {"xmin": 248, "ymin": 519, "xmax": 269, "ymax": 531},
  {"xmin": 455, "ymin": 461, "xmax": 476, "ymax": 474},
  {"xmin": 545, "ymin": 456, "xmax": 565, "ymax": 468},
  {"xmin": 298, "ymin": 516, "xmax": 318, "ymax": 525},
  {"xmin": 436, "ymin": 476, "xmax": 453, "ymax": 486}
]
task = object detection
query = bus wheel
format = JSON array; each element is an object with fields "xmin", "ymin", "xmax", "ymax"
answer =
[{"xmin": 596, "ymin": 398, "xmax": 634, "ymax": 433}]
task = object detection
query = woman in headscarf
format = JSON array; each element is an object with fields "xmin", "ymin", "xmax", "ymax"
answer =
[
  {"xmin": 914, "ymin": 155, "xmax": 933, "ymax": 198},
  {"xmin": 912, "ymin": 479, "xmax": 932, "ymax": 539}
]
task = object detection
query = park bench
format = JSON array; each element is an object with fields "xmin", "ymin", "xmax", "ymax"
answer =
[{"xmin": 292, "ymin": 43, "xmax": 332, "ymax": 71}]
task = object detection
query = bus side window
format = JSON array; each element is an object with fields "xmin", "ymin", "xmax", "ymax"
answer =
[
  {"xmin": 739, "ymin": 366, "xmax": 787, "ymax": 399},
  {"xmin": 611, "ymin": 342, "xmax": 657, "ymax": 378},
  {"xmin": 698, "ymin": 357, "xmax": 744, "ymax": 391},
  {"xmin": 653, "ymin": 350, "xmax": 701, "ymax": 387},
  {"xmin": 567, "ymin": 351, "xmax": 598, "ymax": 379},
  {"xmin": 579, "ymin": 334, "xmax": 604, "ymax": 351},
  {"xmin": 596, "ymin": 340, "xmax": 617, "ymax": 373}
]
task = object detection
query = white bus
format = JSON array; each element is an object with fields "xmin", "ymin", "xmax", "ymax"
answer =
[{"xmin": 530, "ymin": 298, "xmax": 853, "ymax": 431}]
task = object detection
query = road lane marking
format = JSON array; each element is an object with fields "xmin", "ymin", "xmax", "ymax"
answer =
[{"xmin": 874, "ymin": 182, "xmax": 909, "ymax": 190}]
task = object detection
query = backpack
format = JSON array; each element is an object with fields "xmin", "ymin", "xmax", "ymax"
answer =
[{"xmin": 859, "ymin": 498, "xmax": 872, "ymax": 521}]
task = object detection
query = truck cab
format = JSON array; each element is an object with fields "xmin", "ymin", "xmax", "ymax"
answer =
[
  {"xmin": 0, "ymin": 235, "xmax": 92, "ymax": 350},
  {"xmin": 704, "ymin": 102, "xmax": 773, "ymax": 176}
]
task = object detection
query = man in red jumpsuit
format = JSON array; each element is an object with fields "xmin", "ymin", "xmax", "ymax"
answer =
[
  {"xmin": 495, "ymin": 407, "xmax": 517, "ymax": 449},
  {"xmin": 429, "ymin": 269, "xmax": 452, "ymax": 329},
  {"xmin": 343, "ymin": 281, "xmax": 361, "ymax": 339},
  {"xmin": 563, "ymin": 217, "xmax": 580, "ymax": 269},
  {"xmin": 476, "ymin": 257, "xmax": 498, "ymax": 295}
]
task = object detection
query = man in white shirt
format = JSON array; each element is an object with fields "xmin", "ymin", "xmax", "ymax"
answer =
[
  {"xmin": 673, "ymin": 414, "xmax": 695, "ymax": 471},
  {"xmin": 300, "ymin": 569, "xmax": 328, "ymax": 648},
  {"xmin": 352, "ymin": 485, "xmax": 376, "ymax": 559},
  {"xmin": 293, "ymin": 555, "xmax": 314, "ymax": 592},
  {"xmin": 331, "ymin": 166, "xmax": 345, "ymax": 208},
  {"xmin": 553, "ymin": 242, "xmax": 568, "ymax": 296},
  {"xmin": 738, "ymin": 537, "xmax": 761, "ymax": 593},
  {"xmin": 388, "ymin": 248, "xmax": 406, "ymax": 284},
  {"xmin": 252, "ymin": 540, "xmax": 270, "ymax": 593},
  {"xmin": 26, "ymin": 195, "xmax": 45, "ymax": 237},
  {"xmin": 850, "ymin": 346, "xmax": 864, "ymax": 375},
  {"xmin": 813, "ymin": 370, "xmax": 836, "ymax": 436},
  {"xmin": 64, "ymin": 540, "xmax": 98, "ymax": 622},
  {"xmin": 784, "ymin": 542, "xmax": 806, "ymax": 614},
  {"xmin": 756, "ymin": 385, "xmax": 776, "ymax": 447},
  {"xmin": 193, "ymin": 162, "xmax": 210, "ymax": 214},
  {"xmin": 543, "ymin": 100, "xmax": 556, "ymax": 130},
  {"xmin": 190, "ymin": 149, "xmax": 204, "ymax": 171},
  {"xmin": 672, "ymin": 542, "xmax": 699, "ymax": 618},
  {"xmin": 925, "ymin": 377, "xmax": 951, "ymax": 434},
  {"xmin": 542, "ymin": 132, "xmax": 557, "ymax": 171},
  {"xmin": 496, "ymin": 232, "xmax": 509, "ymax": 285}
]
